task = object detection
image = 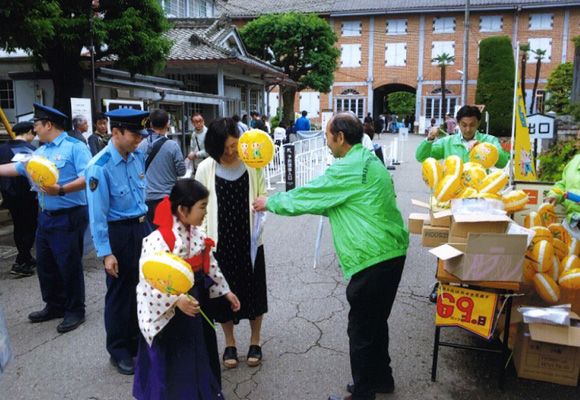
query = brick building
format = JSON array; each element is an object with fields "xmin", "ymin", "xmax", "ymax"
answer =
[{"xmin": 219, "ymin": 0, "xmax": 580, "ymax": 133}]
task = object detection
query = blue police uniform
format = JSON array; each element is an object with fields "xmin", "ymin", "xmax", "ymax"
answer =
[
  {"xmin": 15, "ymin": 105, "xmax": 91, "ymax": 322},
  {"xmin": 85, "ymin": 109, "xmax": 152, "ymax": 367}
]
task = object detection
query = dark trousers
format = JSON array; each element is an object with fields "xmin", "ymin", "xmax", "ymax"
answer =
[
  {"xmin": 8, "ymin": 198, "xmax": 38, "ymax": 265},
  {"xmin": 36, "ymin": 206, "xmax": 88, "ymax": 318},
  {"xmin": 346, "ymin": 256, "xmax": 405, "ymax": 400},
  {"xmin": 106, "ymin": 219, "xmax": 152, "ymax": 362},
  {"xmin": 145, "ymin": 199, "xmax": 163, "ymax": 229}
]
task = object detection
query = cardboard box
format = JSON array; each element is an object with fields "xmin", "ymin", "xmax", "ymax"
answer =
[
  {"xmin": 448, "ymin": 214, "xmax": 512, "ymax": 243},
  {"xmin": 429, "ymin": 232, "xmax": 528, "ymax": 282},
  {"xmin": 411, "ymin": 199, "xmax": 451, "ymax": 227},
  {"xmin": 422, "ymin": 225, "xmax": 449, "ymax": 247},
  {"xmin": 408, "ymin": 213, "xmax": 430, "ymax": 234},
  {"xmin": 514, "ymin": 319, "xmax": 580, "ymax": 386}
]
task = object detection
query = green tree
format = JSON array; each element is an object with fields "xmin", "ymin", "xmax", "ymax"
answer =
[
  {"xmin": 387, "ymin": 92, "xmax": 415, "ymax": 116},
  {"xmin": 520, "ymin": 44, "xmax": 530, "ymax": 108},
  {"xmin": 529, "ymin": 48, "xmax": 547, "ymax": 114},
  {"xmin": 545, "ymin": 62, "xmax": 573, "ymax": 115},
  {"xmin": 475, "ymin": 36, "xmax": 515, "ymax": 137},
  {"xmin": 0, "ymin": 0, "xmax": 172, "ymax": 114},
  {"xmin": 240, "ymin": 12, "xmax": 339, "ymax": 124},
  {"xmin": 432, "ymin": 53, "xmax": 455, "ymax": 118}
]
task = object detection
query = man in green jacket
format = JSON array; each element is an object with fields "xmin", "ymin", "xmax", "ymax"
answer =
[
  {"xmin": 415, "ymin": 105, "xmax": 509, "ymax": 167},
  {"xmin": 253, "ymin": 112, "xmax": 409, "ymax": 400}
]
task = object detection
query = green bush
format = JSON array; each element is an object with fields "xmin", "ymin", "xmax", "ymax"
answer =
[
  {"xmin": 545, "ymin": 62, "xmax": 573, "ymax": 115},
  {"xmin": 475, "ymin": 36, "xmax": 515, "ymax": 137},
  {"xmin": 537, "ymin": 137, "xmax": 579, "ymax": 182}
]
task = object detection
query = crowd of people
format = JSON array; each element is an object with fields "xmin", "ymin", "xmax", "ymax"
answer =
[{"xmin": 0, "ymin": 103, "xmax": 413, "ymax": 400}]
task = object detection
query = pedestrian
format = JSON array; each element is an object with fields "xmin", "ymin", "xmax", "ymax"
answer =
[
  {"xmin": 195, "ymin": 117, "xmax": 268, "ymax": 369},
  {"xmin": 0, "ymin": 103, "xmax": 91, "ymax": 333},
  {"xmin": 409, "ymin": 113, "xmax": 415, "ymax": 133},
  {"xmin": 373, "ymin": 115, "xmax": 383, "ymax": 140},
  {"xmin": 445, "ymin": 113, "xmax": 457, "ymax": 134},
  {"xmin": 390, "ymin": 113, "xmax": 398, "ymax": 133},
  {"xmin": 294, "ymin": 110, "xmax": 311, "ymax": 132},
  {"xmin": 0, "ymin": 121, "xmax": 37, "ymax": 278},
  {"xmin": 364, "ymin": 112, "xmax": 373, "ymax": 124},
  {"xmin": 250, "ymin": 111, "xmax": 267, "ymax": 132},
  {"xmin": 253, "ymin": 112, "xmax": 409, "ymax": 400},
  {"xmin": 261, "ymin": 115, "xmax": 271, "ymax": 136},
  {"xmin": 273, "ymin": 121, "xmax": 287, "ymax": 145},
  {"xmin": 68, "ymin": 115, "xmax": 89, "ymax": 144},
  {"xmin": 133, "ymin": 179, "xmax": 240, "ymax": 400},
  {"xmin": 85, "ymin": 108, "xmax": 153, "ymax": 375},
  {"xmin": 232, "ymin": 114, "xmax": 248, "ymax": 135},
  {"xmin": 88, "ymin": 112, "xmax": 109, "ymax": 156},
  {"xmin": 188, "ymin": 113, "xmax": 209, "ymax": 172},
  {"xmin": 362, "ymin": 122, "xmax": 374, "ymax": 151},
  {"xmin": 138, "ymin": 109, "xmax": 185, "ymax": 224}
]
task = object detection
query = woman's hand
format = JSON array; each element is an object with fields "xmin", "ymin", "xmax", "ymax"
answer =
[
  {"xmin": 225, "ymin": 292, "xmax": 241, "ymax": 312},
  {"xmin": 253, "ymin": 196, "xmax": 267, "ymax": 212},
  {"xmin": 545, "ymin": 196, "xmax": 557, "ymax": 206},
  {"xmin": 176, "ymin": 295, "xmax": 200, "ymax": 317}
]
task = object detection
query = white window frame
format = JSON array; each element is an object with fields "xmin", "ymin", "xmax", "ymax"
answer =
[
  {"xmin": 479, "ymin": 15, "xmax": 503, "ymax": 32},
  {"xmin": 340, "ymin": 44, "xmax": 362, "ymax": 68},
  {"xmin": 159, "ymin": 0, "xmax": 214, "ymax": 18},
  {"xmin": 529, "ymin": 13, "xmax": 553, "ymax": 31},
  {"xmin": 424, "ymin": 95, "xmax": 459, "ymax": 122},
  {"xmin": 342, "ymin": 21, "xmax": 362, "ymax": 37},
  {"xmin": 431, "ymin": 41, "xmax": 455, "ymax": 65},
  {"xmin": 299, "ymin": 92, "xmax": 321, "ymax": 118},
  {"xmin": 386, "ymin": 19, "xmax": 407, "ymax": 35},
  {"xmin": 335, "ymin": 95, "xmax": 365, "ymax": 120},
  {"xmin": 527, "ymin": 38, "xmax": 552, "ymax": 63},
  {"xmin": 385, "ymin": 43, "xmax": 407, "ymax": 67},
  {"xmin": 433, "ymin": 17, "xmax": 455, "ymax": 33}
]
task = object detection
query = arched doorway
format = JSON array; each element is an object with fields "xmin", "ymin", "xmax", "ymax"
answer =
[{"xmin": 373, "ymin": 83, "xmax": 416, "ymax": 118}]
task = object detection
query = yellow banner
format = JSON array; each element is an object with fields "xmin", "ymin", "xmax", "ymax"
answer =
[
  {"xmin": 435, "ymin": 284, "xmax": 499, "ymax": 339},
  {"xmin": 514, "ymin": 84, "xmax": 537, "ymax": 181}
]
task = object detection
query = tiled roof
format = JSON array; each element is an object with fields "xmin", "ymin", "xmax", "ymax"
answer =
[{"xmin": 217, "ymin": 0, "xmax": 579, "ymax": 17}]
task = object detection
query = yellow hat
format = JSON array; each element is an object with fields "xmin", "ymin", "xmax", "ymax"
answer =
[
  {"xmin": 442, "ymin": 155, "xmax": 463, "ymax": 178},
  {"xmin": 537, "ymin": 203, "xmax": 559, "ymax": 227},
  {"xmin": 559, "ymin": 268, "xmax": 580, "ymax": 290},
  {"xmin": 502, "ymin": 190, "xmax": 528, "ymax": 213},
  {"xmin": 531, "ymin": 240, "xmax": 554, "ymax": 273},
  {"xmin": 461, "ymin": 165, "xmax": 486, "ymax": 190},
  {"xmin": 533, "ymin": 273, "xmax": 561, "ymax": 304},
  {"xmin": 552, "ymin": 239, "xmax": 568, "ymax": 261},
  {"xmin": 469, "ymin": 142, "xmax": 499, "ymax": 169},
  {"xmin": 421, "ymin": 158, "xmax": 442, "ymax": 188},
  {"xmin": 434, "ymin": 175, "xmax": 461, "ymax": 203},
  {"xmin": 548, "ymin": 223, "xmax": 571, "ymax": 245},
  {"xmin": 561, "ymin": 254, "xmax": 580, "ymax": 274},
  {"xmin": 524, "ymin": 211, "xmax": 542, "ymax": 229},
  {"xmin": 478, "ymin": 170, "xmax": 508, "ymax": 195}
]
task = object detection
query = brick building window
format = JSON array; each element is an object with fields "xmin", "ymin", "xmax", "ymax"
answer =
[
  {"xmin": 527, "ymin": 38, "xmax": 552, "ymax": 63},
  {"xmin": 336, "ymin": 89, "xmax": 364, "ymax": 119},
  {"xmin": 340, "ymin": 44, "xmax": 362, "ymax": 68},
  {"xmin": 479, "ymin": 16, "xmax": 503, "ymax": 32},
  {"xmin": 0, "ymin": 80, "xmax": 14, "ymax": 109},
  {"xmin": 433, "ymin": 17, "xmax": 455, "ymax": 33},
  {"xmin": 385, "ymin": 43, "xmax": 407, "ymax": 66},
  {"xmin": 299, "ymin": 92, "xmax": 320, "ymax": 118},
  {"xmin": 529, "ymin": 13, "xmax": 553, "ymax": 30},
  {"xmin": 386, "ymin": 19, "xmax": 407, "ymax": 35},
  {"xmin": 342, "ymin": 21, "xmax": 362, "ymax": 37},
  {"xmin": 431, "ymin": 41, "xmax": 455, "ymax": 65},
  {"xmin": 425, "ymin": 89, "xmax": 458, "ymax": 122}
]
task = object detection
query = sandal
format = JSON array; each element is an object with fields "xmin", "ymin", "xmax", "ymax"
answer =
[
  {"xmin": 247, "ymin": 345, "xmax": 262, "ymax": 367},
  {"xmin": 222, "ymin": 346, "xmax": 238, "ymax": 369}
]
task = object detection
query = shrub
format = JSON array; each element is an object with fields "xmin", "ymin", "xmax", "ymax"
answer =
[{"xmin": 537, "ymin": 136, "xmax": 579, "ymax": 182}]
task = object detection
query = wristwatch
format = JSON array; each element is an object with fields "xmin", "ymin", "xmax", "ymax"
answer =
[{"xmin": 58, "ymin": 185, "xmax": 65, "ymax": 196}]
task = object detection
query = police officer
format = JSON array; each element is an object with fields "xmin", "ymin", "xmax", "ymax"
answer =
[
  {"xmin": 0, "ymin": 103, "xmax": 91, "ymax": 333},
  {"xmin": 85, "ymin": 108, "xmax": 152, "ymax": 375}
]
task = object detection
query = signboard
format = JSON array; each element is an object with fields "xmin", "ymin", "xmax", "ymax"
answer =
[
  {"xmin": 435, "ymin": 284, "xmax": 499, "ymax": 339},
  {"xmin": 103, "ymin": 99, "xmax": 144, "ymax": 112},
  {"xmin": 320, "ymin": 110, "xmax": 333, "ymax": 133},
  {"xmin": 284, "ymin": 144, "xmax": 296, "ymax": 191},
  {"xmin": 528, "ymin": 113, "xmax": 555, "ymax": 140},
  {"xmin": 398, "ymin": 127, "xmax": 409, "ymax": 142},
  {"xmin": 70, "ymin": 97, "xmax": 93, "ymax": 137},
  {"xmin": 513, "ymin": 180, "xmax": 567, "ymax": 225}
]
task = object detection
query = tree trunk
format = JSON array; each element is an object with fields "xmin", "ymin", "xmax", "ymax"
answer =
[
  {"xmin": 572, "ymin": 44, "xmax": 580, "ymax": 104},
  {"xmin": 441, "ymin": 66, "xmax": 447, "ymax": 122},
  {"xmin": 281, "ymin": 86, "xmax": 297, "ymax": 126},
  {"xmin": 520, "ymin": 54, "xmax": 527, "ymax": 107},
  {"xmin": 530, "ymin": 58, "xmax": 542, "ymax": 114}
]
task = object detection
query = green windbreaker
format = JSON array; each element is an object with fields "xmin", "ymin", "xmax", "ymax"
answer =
[
  {"xmin": 267, "ymin": 144, "xmax": 409, "ymax": 279},
  {"xmin": 415, "ymin": 131, "xmax": 509, "ymax": 168},
  {"xmin": 548, "ymin": 154, "xmax": 580, "ymax": 223}
]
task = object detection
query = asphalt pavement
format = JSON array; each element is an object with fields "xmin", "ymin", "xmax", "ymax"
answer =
[{"xmin": 0, "ymin": 132, "xmax": 579, "ymax": 399}]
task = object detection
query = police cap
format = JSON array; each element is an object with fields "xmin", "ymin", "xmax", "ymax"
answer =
[
  {"xmin": 106, "ymin": 109, "xmax": 150, "ymax": 137},
  {"xmin": 33, "ymin": 103, "xmax": 69, "ymax": 127},
  {"xmin": 12, "ymin": 121, "xmax": 34, "ymax": 135}
]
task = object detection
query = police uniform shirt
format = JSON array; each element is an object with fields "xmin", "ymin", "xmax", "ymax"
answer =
[
  {"xmin": 85, "ymin": 140, "xmax": 148, "ymax": 257},
  {"xmin": 15, "ymin": 132, "xmax": 91, "ymax": 210}
]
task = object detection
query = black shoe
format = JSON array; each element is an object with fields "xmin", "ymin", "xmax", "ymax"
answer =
[
  {"xmin": 328, "ymin": 396, "xmax": 350, "ymax": 400},
  {"xmin": 346, "ymin": 381, "xmax": 395, "ymax": 394},
  {"xmin": 28, "ymin": 307, "xmax": 64, "ymax": 323},
  {"xmin": 57, "ymin": 315, "xmax": 86, "ymax": 333},
  {"xmin": 10, "ymin": 263, "xmax": 35, "ymax": 278},
  {"xmin": 429, "ymin": 282, "xmax": 439, "ymax": 303},
  {"xmin": 110, "ymin": 357, "xmax": 135, "ymax": 375}
]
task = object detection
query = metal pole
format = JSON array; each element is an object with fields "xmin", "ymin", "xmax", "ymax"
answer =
[
  {"xmin": 461, "ymin": 0, "xmax": 470, "ymax": 106},
  {"xmin": 509, "ymin": 42, "xmax": 520, "ymax": 187},
  {"xmin": 90, "ymin": 8, "xmax": 98, "ymax": 113}
]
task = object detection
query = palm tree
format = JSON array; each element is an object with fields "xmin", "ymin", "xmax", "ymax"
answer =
[
  {"xmin": 520, "ymin": 44, "xmax": 531, "ymax": 108},
  {"xmin": 530, "ymin": 48, "xmax": 547, "ymax": 114},
  {"xmin": 432, "ymin": 53, "xmax": 455, "ymax": 121}
]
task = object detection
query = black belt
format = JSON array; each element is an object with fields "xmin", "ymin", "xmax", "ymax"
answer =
[
  {"xmin": 109, "ymin": 215, "xmax": 147, "ymax": 226},
  {"xmin": 42, "ymin": 205, "xmax": 83, "ymax": 217}
]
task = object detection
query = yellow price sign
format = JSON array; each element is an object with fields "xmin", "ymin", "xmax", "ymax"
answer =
[{"xmin": 435, "ymin": 284, "xmax": 499, "ymax": 339}]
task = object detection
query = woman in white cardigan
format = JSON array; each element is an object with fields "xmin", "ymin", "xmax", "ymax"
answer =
[{"xmin": 195, "ymin": 118, "xmax": 268, "ymax": 369}]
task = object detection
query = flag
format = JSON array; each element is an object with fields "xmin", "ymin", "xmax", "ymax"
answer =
[{"xmin": 514, "ymin": 84, "xmax": 537, "ymax": 181}]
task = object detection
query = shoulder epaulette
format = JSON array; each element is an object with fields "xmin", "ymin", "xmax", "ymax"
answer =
[
  {"xmin": 95, "ymin": 152, "xmax": 112, "ymax": 167},
  {"xmin": 64, "ymin": 136, "xmax": 81, "ymax": 144}
]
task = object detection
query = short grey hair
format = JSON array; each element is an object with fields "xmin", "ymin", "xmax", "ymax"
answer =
[{"xmin": 72, "ymin": 115, "xmax": 88, "ymax": 128}]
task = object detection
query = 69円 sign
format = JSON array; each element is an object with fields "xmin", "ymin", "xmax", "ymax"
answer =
[{"xmin": 435, "ymin": 284, "xmax": 499, "ymax": 339}]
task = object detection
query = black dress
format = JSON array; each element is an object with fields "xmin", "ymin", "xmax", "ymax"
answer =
[{"xmin": 212, "ymin": 171, "xmax": 267, "ymax": 324}]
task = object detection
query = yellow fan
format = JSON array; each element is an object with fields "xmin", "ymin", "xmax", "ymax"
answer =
[{"xmin": 26, "ymin": 156, "xmax": 59, "ymax": 186}]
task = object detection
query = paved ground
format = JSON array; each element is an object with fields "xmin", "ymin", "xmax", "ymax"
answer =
[{"xmin": 0, "ymin": 132, "xmax": 579, "ymax": 399}]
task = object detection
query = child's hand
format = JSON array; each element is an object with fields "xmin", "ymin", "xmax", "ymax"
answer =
[
  {"xmin": 176, "ymin": 295, "xmax": 200, "ymax": 317},
  {"xmin": 225, "ymin": 292, "xmax": 241, "ymax": 312}
]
